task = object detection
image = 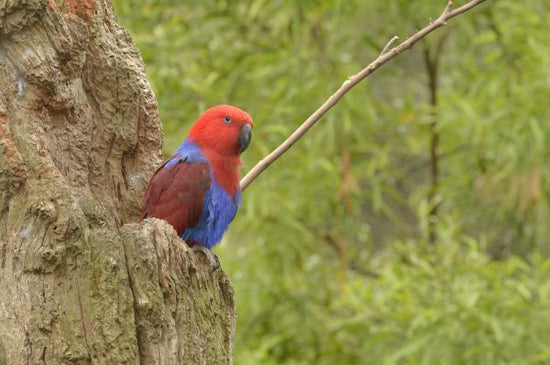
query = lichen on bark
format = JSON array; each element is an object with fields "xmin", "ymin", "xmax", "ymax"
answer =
[{"xmin": 0, "ymin": 0, "xmax": 236, "ymax": 364}]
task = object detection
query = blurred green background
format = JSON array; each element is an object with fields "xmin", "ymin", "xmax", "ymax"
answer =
[{"xmin": 113, "ymin": 0, "xmax": 550, "ymax": 363}]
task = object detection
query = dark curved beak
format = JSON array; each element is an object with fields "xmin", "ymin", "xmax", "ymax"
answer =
[{"xmin": 238, "ymin": 124, "xmax": 252, "ymax": 152}]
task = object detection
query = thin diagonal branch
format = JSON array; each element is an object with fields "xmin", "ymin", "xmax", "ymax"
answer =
[{"xmin": 240, "ymin": 0, "xmax": 487, "ymax": 191}]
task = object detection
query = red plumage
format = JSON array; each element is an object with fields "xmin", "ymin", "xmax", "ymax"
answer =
[{"xmin": 188, "ymin": 105, "xmax": 253, "ymax": 198}]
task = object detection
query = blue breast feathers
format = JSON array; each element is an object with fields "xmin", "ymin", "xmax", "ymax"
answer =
[
  {"xmin": 182, "ymin": 180, "xmax": 241, "ymax": 248},
  {"xmin": 174, "ymin": 139, "xmax": 241, "ymax": 248}
]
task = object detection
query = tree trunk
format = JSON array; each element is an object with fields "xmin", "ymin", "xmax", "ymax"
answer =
[{"xmin": 0, "ymin": 1, "xmax": 236, "ymax": 364}]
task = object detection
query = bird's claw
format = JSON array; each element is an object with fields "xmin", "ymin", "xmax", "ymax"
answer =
[{"xmin": 192, "ymin": 245, "xmax": 220, "ymax": 273}]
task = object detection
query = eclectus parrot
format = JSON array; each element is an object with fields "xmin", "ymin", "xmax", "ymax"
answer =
[{"xmin": 141, "ymin": 105, "xmax": 253, "ymax": 257}]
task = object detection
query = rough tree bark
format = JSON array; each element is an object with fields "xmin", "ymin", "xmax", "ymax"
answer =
[{"xmin": 0, "ymin": 1, "xmax": 236, "ymax": 364}]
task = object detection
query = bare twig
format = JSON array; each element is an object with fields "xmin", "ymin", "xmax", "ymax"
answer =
[
  {"xmin": 240, "ymin": 0, "xmax": 487, "ymax": 191},
  {"xmin": 380, "ymin": 36, "xmax": 399, "ymax": 56}
]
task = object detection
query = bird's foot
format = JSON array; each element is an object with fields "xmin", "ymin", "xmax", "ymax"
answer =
[{"xmin": 192, "ymin": 245, "xmax": 220, "ymax": 273}]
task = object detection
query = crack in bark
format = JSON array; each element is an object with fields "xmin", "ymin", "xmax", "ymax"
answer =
[
  {"xmin": 169, "ymin": 241, "xmax": 182, "ymax": 363},
  {"xmin": 24, "ymin": 330, "xmax": 32, "ymax": 365},
  {"xmin": 40, "ymin": 346, "xmax": 46, "ymax": 364},
  {"xmin": 120, "ymin": 235, "xmax": 144, "ymax": 364},
  {"xmin": 150, "ymin": 226, "xmax": 165, "ymax": 361},
  {"xmin": 75, "ymin": 265, "xmax": 93, "ymax": 362}
]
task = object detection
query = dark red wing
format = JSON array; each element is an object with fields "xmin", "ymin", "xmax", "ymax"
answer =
[{"xmin": 141, "ymin": 158, "xmax": 211, "ymax": 236}]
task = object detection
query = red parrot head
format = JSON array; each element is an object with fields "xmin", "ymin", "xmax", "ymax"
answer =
[{"xmin": 188, "ymin": 105, "xmax": 253, "ymax": 157}]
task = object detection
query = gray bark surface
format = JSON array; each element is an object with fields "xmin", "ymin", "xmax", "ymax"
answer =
[{"xmin": 0, "ymin": 1, "xmax": 236, "ymax": 364}]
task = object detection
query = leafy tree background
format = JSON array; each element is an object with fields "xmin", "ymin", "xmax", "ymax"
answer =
[{"xmin": 114, "ymin": 0, "xmax": 550, "ymax": 363}]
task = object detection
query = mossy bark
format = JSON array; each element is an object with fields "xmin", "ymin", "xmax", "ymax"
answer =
[{"xmin": 0, "ymin": 1, "xmax": 236, "ymax": 364}]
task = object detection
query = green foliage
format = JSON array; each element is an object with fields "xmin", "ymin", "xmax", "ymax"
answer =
[
  {"xmin": 113, "ymin": 0, "xmax": 550, "ymax": 363},
  {"xmin": 227, "ymin": 236, "xmax": 550, "ymax": 364},
  {"xmin": 326, "ymin": 242, "xmax": 550, "ymax": 364}
]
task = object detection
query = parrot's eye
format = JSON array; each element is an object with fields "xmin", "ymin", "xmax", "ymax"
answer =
[{"xmin": 223, "ymin": 116, "xmax": 232, "ymax": 124}]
